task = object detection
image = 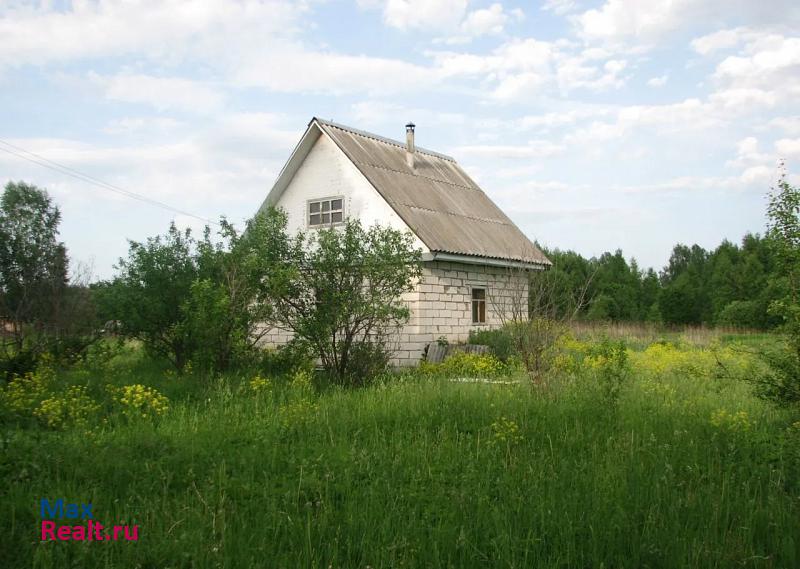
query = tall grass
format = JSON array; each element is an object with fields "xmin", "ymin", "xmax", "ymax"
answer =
[
  {"xmin": 570, "ymin": 321, "xmax": 774, "ymax": 348},
  {"xmin": 1, "ymin": 341, "xmax": 799, "ymax": 568}
]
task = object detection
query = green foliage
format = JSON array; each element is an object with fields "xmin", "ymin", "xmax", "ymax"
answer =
[
  {"xmin": 269, "ymin": 218, "xmax": 422, "ymax": 385},
  {"xmin": 339, "ymin": 341, "xmax": 391, "ymax": 387},
  {"xmin": 259, "ymin": 340, "xmax": 316, "ymax": 377},
  {"xmin": 468, "ymin": 328, "xmax": 514, "ymax": 362},
  {"xmin": 755, "ymin": 171, "xmax": 800, "ymax": 407},
  {"xmin": 0, "ymin": 182, "xmax": 97, "ymax": 377},
  {"xmin": 33, "ymin": 385, "xmax": 100, "ymax": 429},
  {"xmin": 717, "ymin": 300, "xmax": 765, "ymax": 328},
  {"xmin": 541, "ymin": 231, "xmax": 783, "ymax": 329},
  {"xmin": 97, "ymin": 222, "xmax": 198, "ymax": 370},
  {"xmin": 98, "ymin": 209, "xmax": 290, "ymax": 373},
  {"xmin": 504, "ymin": 317, "xmax": 567, "ymax": 382},
  {"xmin": 0, "ymin": 355, "xmax": 57, "ymax": 419},
  {"xmin": 0, "ymin": 351, "xmax": 171, "ymax": 430},
  {"xmin": 107, "ymin": 383, "xmax": 169, "ymax": 420},
  {"xmin": 0, "ymin": 181, "xmax": 67, "ymax": 326},
  {"xmin": 585, "ymin": 337, "xmax": 630, "ymax": 405},
  {"xmin": 420, "ymin": 351, "xmax": 506, "ymax": 378}
]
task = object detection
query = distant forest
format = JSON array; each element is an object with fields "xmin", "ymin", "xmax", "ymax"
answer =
[{"xmin": 541, "ymin": 232, "xmax": 783, "ymax": 329}]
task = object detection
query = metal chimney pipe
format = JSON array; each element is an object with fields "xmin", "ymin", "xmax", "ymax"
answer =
[
  {"xmin": 405, "ymin": 122, "xmax": 416, "ymax": 153},
  {"xmin": 405, "ymin": 122, "xmax": 415, "ymax": 169}
]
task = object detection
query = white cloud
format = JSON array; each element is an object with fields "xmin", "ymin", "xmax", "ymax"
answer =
[
  {"xmin": 724, "ymin": 136, "xmax": 781, "ymax": 187},
  {"xmin": 431, "ymin": 37, "xmax": 629, "ymax": 100},
  {"xmin": 776, "ymin": 138, "xmax": 800, "ymax": 159},
  {"xmin": 691, "ymin": 27, "xmax": 754, "ymax": 55},
  {"xmin": 519, "ymin": 108, "xmax": 611, "ymax": 131},
  {"xmin": 713, "ymin": 35, "xmax": 800, "ymax": 84},
  {"xmin": 576, "ymin": 0, "xmax": 799, "ymax": 47},
  {"xmin": 647, "ymin": 74, "xmax": 668, "ymax": 87},
  {"xmin": 460, "ymin": 3, "xmax": 513, "ymax": 37},
  {"xmin": 542, "ymin": 0, "xmax": 578, "ymax": 16},
  {"xmin": 103, "ymin": 117, "xmax": 183, "ymax": 135},
  {"xmin": 576, "ymin": 0, "xmax": 689, "ymax": 43},
  {"xmin": 709, "ymin": 34, "xmax": 800, "ymax": 108},
  {"xmin": 233, "ymin": 46, "xmax": 439, "ymax": 95},
  {"xmin": 0, "ymin": 111, "xmax": 301, "ymax": 213},
  {"xmin": 766, "ymin": 116, "xmax": 800, "ymax": 136},
  {"xmin": 707, "ymin": 88, "xmax": 777, "ymax": 110},
  {"xmin": 376, "ymin": 0, "xmax": 468, "ymax": 31},
  {"xmin": 452, "ymin": 140, "xmax": 565, "ymax": 159},
  {"xmin": 0, "ymin": 0, "xmax": 302, "ymax": 68},
  {"xmin": 89, "ymin": 72, "xmax": 225, "ymax": 113},
  {"xmin": 0, "ymin": 1, "xmax": 444, "ymax": 98}
]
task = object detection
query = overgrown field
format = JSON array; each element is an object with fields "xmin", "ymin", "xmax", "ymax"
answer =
[{"xmin": 2, "ymin": 335, "xmax": 800, "ymax": 568}]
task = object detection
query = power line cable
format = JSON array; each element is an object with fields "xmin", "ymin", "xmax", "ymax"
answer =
[{"xmin": 0, "ymin": 139, "xmax": 218, "ymax": 225}]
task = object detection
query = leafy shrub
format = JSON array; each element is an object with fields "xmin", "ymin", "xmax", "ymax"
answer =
[
  {"xmin": 249, "ymin": 374, "xmax": 273, "ymax": 394},
  {"xmin": 33, "ymin": 386, "xmax": 100, "ymax": 430},
  {"xmin": 278, "ymin": 398, "xmax": 319, "ymax": 430},
  {"xmin": 341, "ymin": 341, "xmax": 391, "ymax": 387},
  {"xmin": 420, "ymin": 352, "xmax": 505, "ymax": 378},
  {"xmin": 503, "ymin": 318, "xmax": 568, "ymax": 383},
  {"xmin": 489, "ymin": 416, "xmax": 523, "ymax": 446},
  {"xmin": 0, "ymin": 347, "xmax": 39, "ymax": 382},
  {"xmin": 260, "ymin": 340, "xmax": 315, "ymax": 377},
  {"xmin": 82, "ymin": 339, "xmax": 126, "ymax": 371},
  {"xmin": 751, "ymin": 342, "xmax": 800, "ymax": 407},
  {"xmin": 584, "ymin": 338, "xmax": 630, "ymax": 405},
  {"xmin": 630, "ymin": 341, "xmax": 753, "ymax": 381},
  {"xmin": 468, "ymin": 328, "xmax": 514, "ymax": 362},
  {"xmin": 108, "ymin": 384, "xmax": 169, "ymax": 419},
  {"xmin": 716, "ymin": 300, "xmax": 765, "ymax": 329},
  {"xmin": 710, "ymin": 408, "xmax": 753, "ymax": 432},
  {"xmin": 0, "ymin": 355, "xmax": 57, "ymax": 416}
]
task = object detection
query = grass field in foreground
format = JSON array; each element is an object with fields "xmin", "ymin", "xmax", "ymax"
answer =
[{"xmin": 2, "ymin": 339, "xmax": 800, "ymax": 568}]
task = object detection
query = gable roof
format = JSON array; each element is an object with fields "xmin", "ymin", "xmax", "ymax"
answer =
[{"xmin": 263, "ymin": 117, "xmax": 551, "ymax": 267}]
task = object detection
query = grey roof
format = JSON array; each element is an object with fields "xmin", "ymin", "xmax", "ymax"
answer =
[{"xmin": 314, "ymin": 118, "xmax": 551, "ymax": 266}]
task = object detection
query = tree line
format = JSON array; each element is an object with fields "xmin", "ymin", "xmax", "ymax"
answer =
[{"xmin": 541, "ymin": 231, "xmax": 784, "ymax": 329}]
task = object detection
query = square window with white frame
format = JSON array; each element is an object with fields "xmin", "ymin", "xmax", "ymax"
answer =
[
  {"xmin": 308, "ymin": 197, "xmax": 344, "ymax": 227},
  {"xmin": 471, "ymin": 288, "xmax": 486, "ymax": 324}
]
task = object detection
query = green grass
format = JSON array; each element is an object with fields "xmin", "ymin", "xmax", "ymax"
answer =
[{"xmin": 2, "ymin": 342, "xmax": 800, "ymax": 568}]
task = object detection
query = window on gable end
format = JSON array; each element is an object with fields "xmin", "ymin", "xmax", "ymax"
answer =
[{"xmin": 308, "ymin": 197, "xmax": 344, "ymax": 227}]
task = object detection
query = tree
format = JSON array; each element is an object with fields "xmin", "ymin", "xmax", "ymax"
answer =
[
  {"xmin": 184, "ymin": 211, "xmax": 294, "ymax": 372},
  {"xmin": 753, "ymin": 169, "xmax": 800, "ymax": 405},
  {"xmin": 99, "ymin": 209, "xmax": 290, "ymax": 373},
  {"xmin": 269, "ymin": 219, "xmax": 422, "ymax": 386},
  {"xmin": 0, "ymin": 182, "xmax": 77, "ymax": 376},
  {"xmin": 98, "ymin": 223, "xmax": 199, "ymax": 370}
]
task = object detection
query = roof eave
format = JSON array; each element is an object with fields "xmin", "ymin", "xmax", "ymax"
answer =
[{"xmin": 423, "ymin": 251, "xmax": 551, "ymax": 270}]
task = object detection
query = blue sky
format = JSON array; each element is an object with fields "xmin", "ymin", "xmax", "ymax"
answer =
[{"xmin": 1, "ymin": 0, "xmax": 799, "ymax": 279}]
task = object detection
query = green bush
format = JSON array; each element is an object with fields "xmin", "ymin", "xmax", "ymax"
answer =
[
  {"xmin": 468, "ymin": 328, "xmax": 514, "ymax": 362},
  {"xmin": 340, "ymin": 341, "xmax": 391, "ymax": 387},
  {"xmin": 420, "ymin": 351, "xmax": 506, "ymax": 378},
  {"xmin": 259, "ymin": 340, "xmax": 315, "ymax": 377},
  {"xmin": 716, "ymin": 300, "xmax": 765, "ymax": 329},
  {"xmin": 584, "ymin": 337, "xmax": 630, "ymax": 405},
  {"xmin": 752, "ymin": 342, "xmax": 800, "ymax": 407}
]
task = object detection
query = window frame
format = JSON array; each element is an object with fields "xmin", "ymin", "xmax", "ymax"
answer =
[
  {"xmin": 307, "ymin": 196, "xmax": 345, "ymax": 228},
  {"xmin": 471, "ymin": 287, "xmax": 487, "ymax": 325}
]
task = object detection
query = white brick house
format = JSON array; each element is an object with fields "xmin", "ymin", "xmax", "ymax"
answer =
[{"xmin": 258, "ymin": 118, "xmax": 551, "ymax": 365}]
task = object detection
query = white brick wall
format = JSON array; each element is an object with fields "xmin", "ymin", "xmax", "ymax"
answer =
[
  {"xmin": 386, "ymin": 260, "xmax": 529, "ymax": 366},
  {"xmin": 259, "ymin": 260, "xmax": 529, "ymax": 367}
]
